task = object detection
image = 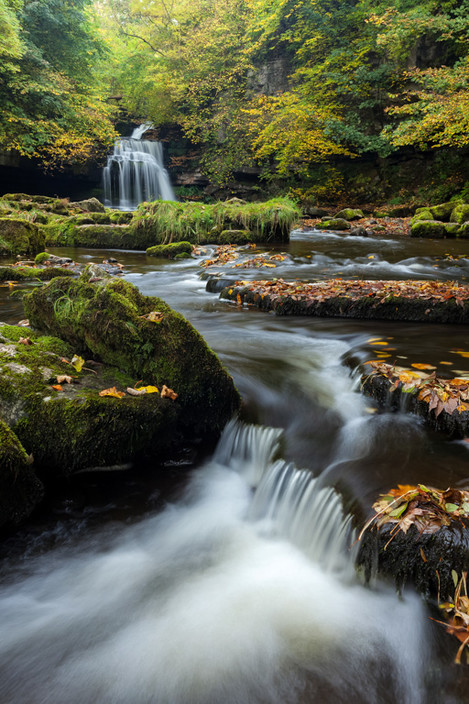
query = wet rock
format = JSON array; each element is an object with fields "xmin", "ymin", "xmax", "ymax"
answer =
[
  {"xmin": 335, "ymin": 208, "xmax": 364, "ymax": 221},
  {"xmin": 22, "ymin": 270, "xmax": 240, "ymax": 453},
  {"xmin": 412, "ymin": 209, "xmax": 434, "ymax": 223},
  {"xmin": 357, "ymin": 521, "xmax": 469, "ymax": 601},
  {"xmin": 316, "ymin": 218, "xmax": 351, "ymax": 231},
  {"xmin": 430, "ymin": 201, "xmax": 459, "ymax": 221},
  {"xmin": 218, "ymin": 230, "xmax": 252, "ymax": 244},
  {"xmin": 450, "ymin": 203, "xmax": 469, "ymax": 224},
  {"xmin": 0, "ymin": 219, "xmax": 45, "ymax": 256},
  {"xmin": 349, "ymin": 226, "xmax": 368, "ymax": 237},
  {"xmin": 147, "ymin": 241, "xmax": 193, "ymax": 258},
  {"xmin": 410, "ymin": 220, "xmax": 447, "ymax": 238},
  {"xmin": 72, "ymin": 197, "xmax": 106, "ymax": 213},
  {"xmin": 0, "ymin": 419, "xmax": 44, "ymax": 527}
]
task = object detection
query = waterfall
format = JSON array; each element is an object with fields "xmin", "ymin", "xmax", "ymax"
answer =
[
  {"xmin": 215, "ymin": 420, "xmax": 356, "ymax": 578},
  {"xmin": 102, "ymin": 123, "xmax": 176, "ymax": 210}
]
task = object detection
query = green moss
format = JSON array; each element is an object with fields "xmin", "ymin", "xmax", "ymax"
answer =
[
  {"xmin": 73, "ymin": 212, "xmax": 111, "ymax": 225},
  {"xmin": 334, "ymin": 208, "xmax": 364, "ymax": 220},
  {"xmin": 450, "ymin": 203, "xmax": 469, "ymax": 224},
  {"xmin": 316, "ymin": 218, "xmax": 351, "ymax": 231},
  {"xmin": 445, "ymin": 222, "xmax": 461, "ymax": 237},
  {"xmin": 132, "ymin": 197, "xmax": 300, "ymax": 245},
  {"xmin": 0, "ymin": 265, "xmax": 75, "ymax": 281},
  {"xmin": 109, "ymin": 211, "xmax": 134, "ymax": 224},
  {"xmin": 0, "ymin": 218, "xmax": 45, "ymax": 255},
  {"xmin": 410, "ymin": 220, "xmax": 447, "ymax": 238},
  {"xmin": 429, "ymin": 202, "xmax": 457, "ymax": 221},
  {"xmin": 411, "ymin": 209, "xmax": 433, "ymax": 223},
  {"xmin": 35, "ymin": 252, "xmax": 50, "ymax": 265},
  {"xmin": 0, "ymin": 419, "xmax": 44, "ymax": 526},
  {"xmin": 146, "ymin": 241, "xmax": 193, "ymax": 258},
  {"xmin": 218, "ymin": 230, "xmax": 252, "ymax": 244},
  {"xmin": 23, "ymin": 274, "xmax": 240, "ymax": 437}
]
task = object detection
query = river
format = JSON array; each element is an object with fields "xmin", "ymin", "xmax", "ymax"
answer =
[{"xmin": 0, "ymin": 228, "xmax": 468, "ymax": 703}]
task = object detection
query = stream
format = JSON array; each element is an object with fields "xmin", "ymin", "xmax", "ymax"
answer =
[{"xmin": 1, "ymin": 228, "xmax": 469, "ymax": 703}]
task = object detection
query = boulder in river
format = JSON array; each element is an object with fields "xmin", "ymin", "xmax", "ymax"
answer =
[
  {"xmin": 15, "ymin": 267, "xmax": 240, "ymax": 474},
  {"xmin": 0, "ymin": 219, "xmax": 45, "ymax": 256},
  {"xmin": 334, "ymin": 208, "xmax": 364, "ymax": 221},
  {"xmin": 0, "ymin": 419, "xmax": 44, "ymax": 527}
]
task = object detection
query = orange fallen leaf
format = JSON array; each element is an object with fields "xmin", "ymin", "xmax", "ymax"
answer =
[
  {"xmin": 161, "ymin": 385, "xmax": 178, "ymax": 400},
  {"xmin": 411, "ymin": 363, "xmax": 437, "ymax": 370},
  {"xmin": 52, "ymin": 384, "xmax": 63, "ymax": 391},
  {"xmin": 99, "ymin": 387, "xmax": 126, "ymax": 398}
]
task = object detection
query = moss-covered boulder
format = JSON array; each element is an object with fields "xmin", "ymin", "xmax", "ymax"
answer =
[
  {"xmin": 411, "ymin": 209, "xmax": 434, "ymax": 223},
  {"xmin": 71, "ymin": 197, "xmax": 106, "ymax": 213},
  {"xmin": 23, "ymin": 269, "xmax": 239, "ymax": 443},
  {"xmin": 218, "ymin": 229, "xmax": 252, "ymax": 244},
  {"xmin": 410, "ymin": 220, "xmax": 447, "ymax": 238},
  {"xmin": 450, "ymin": 203, "xmax": 469, "ymax": 224},
  {"xmin": 0, "ymin": 419, "xmax": 44, "ymax": 527},
  {"xmin": 445, "ymin": 222, "xmax": 461, "ymax": 237},
  {"xmin": 316, "ymin": 218, "xmax": 352, "ymax": 231},
  {"xmin": 0, "ymin": 218, "xmax": 45, "ymax": 255},
  {"xmin": 334, "ymin": 208, "xmax": 364, "ymax": 221},
  {"xmin": 147, "ymin": 241, "xmax": 193, "ymax": 258},
  {"xmin": 0, "ymin": 265, "xmax": 76, "ymax": 281},
  {"xmin": 429, "ymin": 201, "xmax": 459, "ymax": 221}
]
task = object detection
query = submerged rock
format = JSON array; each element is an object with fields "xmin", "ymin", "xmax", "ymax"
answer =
[{"xmin": 0, "ymin": 418, "xmax": 44, "ymax": 526}]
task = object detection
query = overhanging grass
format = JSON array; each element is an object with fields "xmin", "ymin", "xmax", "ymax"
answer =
[{"xmin": 132, "ymin": 197, "xmax": 301, "ymax": 244}]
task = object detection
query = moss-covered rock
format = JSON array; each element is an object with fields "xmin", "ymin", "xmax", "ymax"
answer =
[
  {"xmin": 132, "ymin": 198, "xmax": 300, "ymax": 245},
  {"xmin": 73, "ymin": 213, "xmax": 112, "ymax": 225},
  {"xmin": 446, "ymin": 222, "xmax": 461, "ymax": 237},
  {"xmin": 0, "ymin": 265, "xmax": 76, "ymax": 281},
  {"xmin": 450, "ymin": 203, "xmax": 469, "ymax": 224},
  {"xmin": 334, "ymin": 208, "xmax": 364, "ymax": 220},
  {"xmin": 23, "ymin": 271, "xmax": 240, "ymax": 445},
  {"xmin": 411, "ymin": 209, "xmax": 433, "ymax": 223},
  {"xmin": 218, "ymin": 229, "xmax": 252, "ymax": 244},
  {"xmin": 146, "ymin": 241, "xmax": 193, "ymax": 258},
  {"xmin": 71, "ymin": 197, "xmax": 106, "ymax": 213},
  {"xmin": 0, "ymin": 419, "xmax": 44, "ymax": 527},
  {"xmin": 429, "ymin": 201, "xmax": 459, "ymax": 221},
  {"xmin": 316, "ymin": 218, "xmax": 352, "ymax": 231},
  {"xmin": 410, "ymin": 220, "xmax": 447, "ymax": 238},
  {"xmin": 0, "ymin": 218, "xmax": 45, "ymax": 255},
  {"xmin": 109, "ymin": 210, "xmax": 134, "ymax": 224}
]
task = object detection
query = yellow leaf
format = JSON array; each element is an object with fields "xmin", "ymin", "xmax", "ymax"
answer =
[
  {"xmin": 99, "ymin": 387, "xmax": 125, "ymax": 398},
  {"xmin": 370, "ymin": 341, "xmax": 388, "ymax": 346},
  {"xmin": 135, "ymin": 385, "xmax": 159, "ymax": 394},
  {"xmin": 71, "ymin": 354, "xmax": 85, "ymax": 372},
  {"xmin": 411, "ymin": 363, "xmax": 436, "ymax": 370},
  {"xmin": 141, "ymin": 311, "xmax": 164, "ymax": 323}
]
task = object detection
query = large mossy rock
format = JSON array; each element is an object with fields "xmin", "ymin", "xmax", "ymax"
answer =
[
  {"xmin": 450, "ymin": 203, "xmax": 469, "ymax": 224},
  {"xmin": 71, "ymin": 197, "xmax": 106, "ymax": 213},
  {"xmin": 316, "ymin": 218, "xmax": 351, "ymax": 231},
  {"xmin": 410, "ymin": 220, "xmax": 448, "ymax": 238},
  {"xmin": 0, "ymin": 418, "xmax": 44, "ymax": 526},
  {"xmin": 147, "ymin": 241, "xmax": 193, "ymax": 258},
  {"xmin": 334, "ymin": 208, "xmax": 364, "ymax": 221},
  {"xmin": 23, "ymin": 269, "xmax": 239, "ymax": 449},
  {"xmin": 0, "ymin": 218, "xmax": 45, "ymax": 255}
]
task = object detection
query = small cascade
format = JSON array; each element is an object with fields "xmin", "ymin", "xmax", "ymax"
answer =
[
  {"xmin": 215, "ymin": 420, "xmax": 355, "ymax": 577},
  {"xmin": 102, "ymin": 123, "xmax": 176, "ymax": 210}
]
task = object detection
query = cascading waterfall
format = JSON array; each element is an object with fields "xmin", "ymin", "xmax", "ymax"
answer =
[
  {"xmin": 102, "ymin": 123, "xmax": 176, "ymax": 210},
  {"xmin": 0, "ymin": 420, "xmax": 430, "ymax": 704}
]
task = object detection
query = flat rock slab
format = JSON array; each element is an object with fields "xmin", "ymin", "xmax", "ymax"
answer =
[{"xmin": 219, "ymin": 278, "xmax": 469, "ymax": 324}]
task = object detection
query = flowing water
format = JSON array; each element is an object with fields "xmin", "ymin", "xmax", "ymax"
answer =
[
  {"xmin": 102, "ymin": 124, "xmax": 176, "ymax": 210},
  {"xmin": 1, "ymin": 229, "xmax": 469, "ymax": 703}
]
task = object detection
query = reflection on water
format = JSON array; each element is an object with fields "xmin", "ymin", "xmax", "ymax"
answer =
[{"xmin": 1, "ymin": 231, "xmax": 469, "ymax": 702}]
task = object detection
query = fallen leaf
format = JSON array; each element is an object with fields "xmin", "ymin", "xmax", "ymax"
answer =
[
  {"xmin": 56, "ymin": 375, "xmax": 73, "ymax": 384},
  {"xmin": 19, "ymin": 337, "xmax": 33, "ymax": 345},
  {"xmin": 99, "ymin": 387, "xmax": 126, "ymax": 398},
  {"xmin": 141, "ymin": 311, "xmax": 164, "ymax": 323},
  {"xmin": 135, "ymin": 385, "xmax": 159, "ymax": 394},
  {"xmin": 161, "ymin": 385, "xmax": 178, "ymax": 400},
  {"xmin": 71, "ymin": 354, "xmax": 85, "ymax": 372},
  {"xmin": 411, "ymin": 363, "xmax": 436, "ymax": 370},
  {"xmin": 51, "ymin": 384, "xmax": 63, "ymax": 391}
]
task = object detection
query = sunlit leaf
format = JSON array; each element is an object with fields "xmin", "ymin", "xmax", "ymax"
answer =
[
  {"xmin": 71, "ymin": 354, "xmax": 85, "ymax": 372},
  {"xmin": 411, "ymin": 363, "xmax": 436, "ymax": 370},
  {"xmin": 99, "ymin": 387, "xmax": 125, "ymax": 398}
]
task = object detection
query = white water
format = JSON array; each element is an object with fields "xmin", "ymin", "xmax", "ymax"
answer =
[
  {"xmin": 0, "ymin": 421, "xmax": 429, "ymax": 704},
  {"xmin": 102, "ymin": 123, "xmax": 176, "ymax": 210}
]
